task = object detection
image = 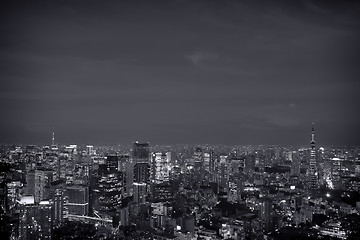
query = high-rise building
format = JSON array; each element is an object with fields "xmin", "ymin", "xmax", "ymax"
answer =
[
  {"xmin": 227, "ymin": 180, "xmax": 243, "ymax": 203},
  {"xmin": 203, "ymin": 152, "xmax": 211, "ymax": 173},
  {"xmin": 151, "ymin": 152, "xmax": 171, "ymax": 184},
  {"xmin": 34, "ymin": 169, "xmax": 54, "ymax": 203},
  {"xmin": 0, "ymin": 179, "xmax": 7, "ymax": 214},
  {"xmin": 6, "ymin": 181, "xmax": 22, "ymax": 214},
  {"xmin": 119, "ymin": 206, "xmax": 130, "ymax": 226},
  {"xmin": 306, "ymin": 124, "xmax": 319, "ymax": 189},
  {"xmin": 64, "ymin": 185, "xmax": 89, "ymax": 217},
  {"xmin": 133, "ymin": 183, "xmax": 147, "ymax": 204},
  {"xmin": 94, "ymin": 159, "xmax": 124, "ymax": 217},
  {"xmin": 259, "ymin": 198, "xmax": 274, "ymax": 234},
  {"xmin": 125, "ymin": 161, "xmax": 134, "ymax": 196},
  {"xmin": 152, "ymin": 183, "xmax": 172, "ymax": 202},
  {"xmin": 134, "ymin": 162, "xmax": 150, "ymax": 183},
  {"xmin": 132, "ymin": 142, "xmax": 150, "ymax": 163},
  {"xmin": 57, "ymin": 153, "xmax": 70, "ymax": 181},
  {"xmin": 25, "ymin": 170, "xmax": 35, "ymax": 196},
  {"xmin": 118, "ymin": 154, "xmax": 130, "ymax": 172},
  {"xmin": 133, "ymin": 157, "xmax": 150, "ymax": 212},
  {"xmin": 86, "ymin": 145, "xmax": 94, "ymax": 155},
  {"xmin": 105, "ymin": 155, "xmax": 120, "ymax": 172},
  {"xmin": 291, "ymin": 151, "xmax": 301, "ymax": 176},
  {"xmin": 18, "ymin": 197, "xmax": 52, "ymax": 240},
  {"xmin": 194, "ymin": 147, "xmax": 203, "ymax": 162},
  {"xmin": 330, "ymin": 157, "xmax": 342, "ymax": 189},
  {"xmin": 130, "ymin": 142, "xmax": 150, "ymax": 198},
  {"xmin": 51, "ymin": 180, "xmax": 66, "ymax": 224},
  {"xmin": 218, "ymin": 155, "xmax": 228, "ymax": 191}
]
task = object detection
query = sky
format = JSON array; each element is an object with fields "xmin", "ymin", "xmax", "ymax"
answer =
[{"xmin": 1, "ymin": 0, "xmax": 360, "ymax": 146}]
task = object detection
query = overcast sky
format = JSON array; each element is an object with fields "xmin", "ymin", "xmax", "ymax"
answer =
[{"xmin": 1, "ymin": 0, "xmax": 359, "ymax": 146}]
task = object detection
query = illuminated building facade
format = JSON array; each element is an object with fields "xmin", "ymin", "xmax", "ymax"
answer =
[
  {"xmin": 94, "ymin": 157, "xmax": 124, "ymax": 218},
  {"xmin": 151, "ymin": 152, "xmax": 171, "ymax": 184},
  {"xmin": 307, "ymin": 124, "xmax": 319, "ymax": 189},
  {"xmin": 259, "ymin": 198, "xmax": 274, "ymax": 234},
  {"xmin": 19, "ymin": 197, "xmax": 52, "ymax": 240}
]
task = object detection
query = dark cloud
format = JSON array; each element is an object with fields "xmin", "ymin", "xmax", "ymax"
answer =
[{"xmin": 0, "ymin": 0, "xmax": 359, "ymax": 145}]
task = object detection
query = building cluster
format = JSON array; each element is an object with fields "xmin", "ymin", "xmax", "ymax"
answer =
[{"xmin": 1, "ymin": 127, "xmax": 360, "ymax": 239}]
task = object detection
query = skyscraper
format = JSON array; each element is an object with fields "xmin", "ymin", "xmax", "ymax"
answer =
[
  {"xmin": 19, "ymin": 197, "xmax": 52, "ymax": 240},
  {"xmin": 151, "ymin": 152, "xmax": 171, "ymax": 184},
  {"xmin": 132, "ymin": 142, "xmax": 150, "ymax": 163},
  {"xmin": 307, "ymin": 124, "xmax": 319, "ymax": 189},
  {"xmin": 65, "ymin": 185, "xmax": 89, "ymax": 217},
  {"xmin": 133, "ymin": 183, "xmax": 147, "ymax": 204},
  {"xmin": 95, "ymin": 158, "xmax": 123, "ymax": 217},
  {"xmin": 51, "ymin": 180, "xmax": 66, "ymax": 224},
  {"xmin": 105, "ymin": 155, "xmax": 120, "ymax": 172},
  {"xmin": 133, "ymin": 159, "xmax": 150, "ymax": 210},
  {"xmin": 34, "ymin": 169, "xmax": 54, "ymax": 203},
  {"xmin": 134, "ymin": 162, "xmax": 150, "ymax": 183},
  {"xmin": 259, "ymin": 198, "xmax": 274, "ymax": 234}
]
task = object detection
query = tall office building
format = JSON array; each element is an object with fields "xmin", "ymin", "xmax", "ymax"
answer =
[
  {"xmin": 34, "ymin": 169, "xmax": 54, "ymax": 203},
  {"xmin": 330, "ymin": 157, "xmax": 342, "ymax": 189},
  {"xmin": 105, "ymin": 155, "xmax": 120, "ymax": 172},
  {"xmin": 133, "ymin": 161, "xmax": 150, "ymax": 211},
  {"xmin": 227, "ymin": 180, "xmax": 243, "ymax": 203},
  {"xmin": 152, "ymin": 183, "xmax": 172, "ymax": 202},
  {"xmin": 129, "ymin": 142, "xmax": 150, "ymax": 197},
  {"xmin": 118, "ymin": 155, "xmax": 130, "ymax": 172},
  {"xmin": 94, "ymin": 159, "xmax": 123, "ymax": 217},
  {"xmin": 25, "ymin": 170, "xmax": 35, "ymax": 196},
  {"xmin": 151, "ymin": 152, "xmax": 171, "ymax": 184},
  {"xmin": 86, "ymin": 145, "xmax": 94, "ymax": 155},
  {"xmin": 19, "ymin": 197, "xmax": 52, "ymax": 240},
  {"xmin": 194, "ymin": 147, "xmax": 203, "ymax": 163},
  {"xmin": 64, "ymin": 185, "xmax": 89, "ymax": 217},
  {"xmin": 6, "ymin": 181, "xmax": 22, "ymax": 214},
  {"xmin": 259, "ymin": 198, "xmax": 274, "ymax": 234},
  {"xmin": 51, "ymin": 180, "xmax": 66, "ymax": 224},
  {"xmin": 132, "ymin": 142, "xmax": 150, "ymax": 163},
  {"xmin": 291, "ymin": 151, "xmax": 301, "ymax": 176},
  {"xmin": 306, "ymin": 124, "xmax": 319, "ymax": 189},
  {"xmin": 57, "ymin": 153, "xmax": 68, "ymax": 181},
  {"xmin": 203, "ymin": 152, "xmax": 211, "ymax": 172},
  {"xmin": 133, "ymin": 183, "xmax": 147, "ymax": 204},
  {"xmin": 125, "ymin": 161, "xmax": 134, "ymax": 196},
  {"xmin": 218, "ymin": 155, "xmax": 228, "ymax": 191},
  {"xmin": 134, "ymin": 162, "xmax": 150, "ymax": 183}
]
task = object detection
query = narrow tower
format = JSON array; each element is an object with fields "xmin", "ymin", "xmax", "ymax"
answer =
[{"xmin": 307, "ymin": 123, "xmax": 319, "ymax": 189}]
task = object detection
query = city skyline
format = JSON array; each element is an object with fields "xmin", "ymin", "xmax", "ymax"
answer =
[
  {"xmin": 2, "ymin": 132, "xmax": 360, "ymax": 239},
  {"xmin": 1, "ymin": 0, "xmax": 360, "ymax": 146}
]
